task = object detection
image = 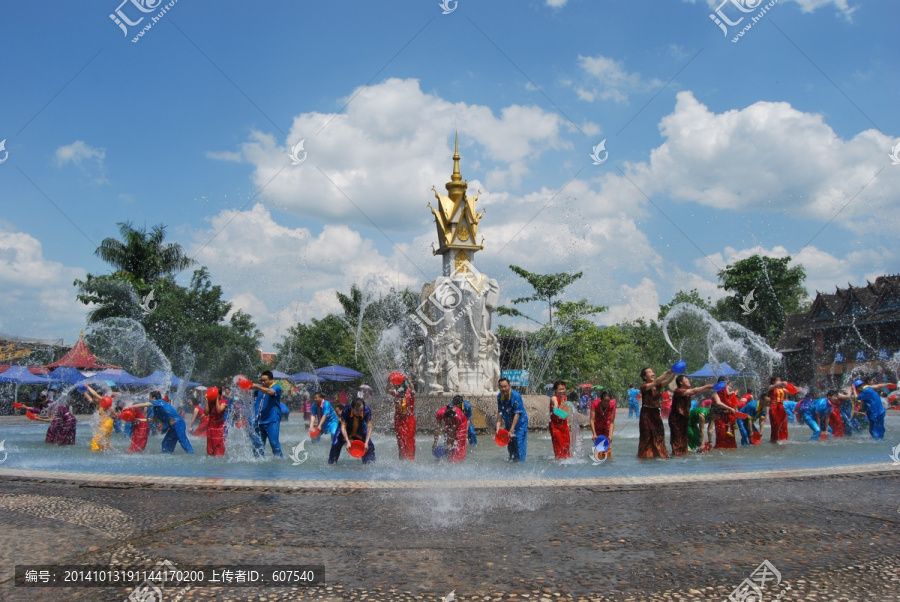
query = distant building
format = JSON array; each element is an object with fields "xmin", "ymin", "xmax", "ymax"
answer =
[
  {"xmin": 777, "ymin": 275, "xmax": 900, "ymax": 392},
  {"xmin": 0, "ymin": 333, "xmax": 68, "ymax": 366},
  {"xmin": 258, "ymin": 349, "xmax": 276, "ymax": 365}
]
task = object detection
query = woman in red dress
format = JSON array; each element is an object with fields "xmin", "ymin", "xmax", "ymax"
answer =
[
  {"xmin": 827, "ymin": 390, "xmax": 845, "ymax": 437},
  {"xmin": 660, "ymin": 390, "xmax": 672, "ymax": 420},
  {"xmin": 205, "ymin": 386, "xmax": 228, "ymax": 457},
  {"xmin": 189, "ymin": 400, "xmax": 209, "ymax": 437},
  {"xmin": 712, "ymin": 380, "xmax": 738, "ymax": 449},
  {"xmin": 590, "ymin": 390, "xmax": 616, "ymax": 457},
  {"xmin": 766, "ymin": 377, "xmax": 789, "ymax": 443},
  {"xmin": 127, "ymin": 406, "xmax": 150, "ymax": 452},
  {"xmin": 549, "ymin": 381, "xmax": 571, "ymax": 459},
  {"xmin": 392, "ymin": 378, "xmax": 416, "ymax": 461},
  {"xmin": 433, "ymin": 396, "xmax": 469, "ymax": 462}
]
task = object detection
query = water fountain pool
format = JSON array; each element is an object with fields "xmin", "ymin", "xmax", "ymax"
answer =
[{"xmin": 1, "ymin": 412, "xmax": 895, "ymax": 486}]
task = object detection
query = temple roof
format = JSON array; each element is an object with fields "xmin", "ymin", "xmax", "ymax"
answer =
[
  {"xmin": 45, "ymin": 334, "xmax": 117, "ymax": 369},
  {"xmin": 777, "ymin": 275, "xmax": 900, "ymax": 351}
]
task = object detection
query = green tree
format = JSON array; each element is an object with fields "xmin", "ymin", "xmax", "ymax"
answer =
[
  {"xmin": 140, "ymin": 268, "xmax": 263, "ymax": 383},
  {"xmin": 276, "ymin": 315, "xmax": 360, "ymax": 374},
  {"xmin": 498, "ymin": 265, "xmax": 584, "ymax": 325},
  {"xmin": 659, "ymin": 289, "xmax": 715, "ymax": 320},
  {"xmin": 94, "ymin": 221, "xmax": 196, "ymax": 284},
  {"xmin": 715, "ymin": 255, "xmax": 807, "ymax": 346},
  {"xmin": 74, "ymin": 221, "xmax": 197, "ymax": 324}
]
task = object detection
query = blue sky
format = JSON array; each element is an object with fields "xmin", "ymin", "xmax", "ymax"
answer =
[{"xmin": 1, "ymin": 0, "xmax": 898, "ymax": 347}]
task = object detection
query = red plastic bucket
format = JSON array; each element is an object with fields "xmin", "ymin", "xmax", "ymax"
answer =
[
  {"xmin": 495, "ymin": 429, "xmax": 510, "ymax": 446},
  {"xmin": 349, "ymin": 440, "xmax": 367, "ymax": 458}
]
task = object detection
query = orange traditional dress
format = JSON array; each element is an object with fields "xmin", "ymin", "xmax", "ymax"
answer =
[
  {"xmin": 394, "ymin": 387, "xmax": 416, "ymax": 461},
  {"xmin": 769, "ymin": 386, "xmax": 789, "ymax": 442}
]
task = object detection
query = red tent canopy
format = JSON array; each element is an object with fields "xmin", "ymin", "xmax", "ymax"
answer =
[{"xmin": 45, "ymin": 335, "xmax": 118, "ymax": 370}]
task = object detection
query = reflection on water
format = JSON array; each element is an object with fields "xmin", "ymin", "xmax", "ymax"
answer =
[{"xmin": 0, "ymin": 414, "xmax": 896, "ymax": 482}]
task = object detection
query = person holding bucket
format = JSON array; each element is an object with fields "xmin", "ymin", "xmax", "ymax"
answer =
[
  {"xmin": 249, "ymin": 370, "xmax": 284, "ymax": 458},
  {"xmin": 121, "ymin": 402, "xmax": 150, "ymax": 453},
  {"xmin": 496, "ymin": 377, "xmax": 528, "ymax": 462},
  {"xmin": 711, "ymin": 378, "xmax": 739, "ymax": 450},
  {"xmin": 590, "ymin": 390, "xmax": 616, "ymax": 459},
  {"xmin": 82, "ymin": 384, "xmax": 117, "ymax": 452},
  {"xmin": 433, "ymin": 396, "xmax": 469, "ymax": 462},
  {"xmin": 329, "ymin": 399, "xmax": 375, "ymax": 464},
  {"xmin": 127, "ymin": 391, "xmax": 194, "ymax": 454},
  {"xmin": 637, "ymin": 366, "xmax": 676, "ymax": 459},
  {"xmin": 309, "ymin": 391, "xmax": 339, "ymax": 444},
  {"xmin": 390, "ymin": 373, "xmax": 416, "ymax": 461},
  {"xmin": 670, "ymin": 375, "xmax": 714, "ymax": 456},
  {"xmin": 549, "ymin": 381, "xmax": 571, "ymax": 459},
  {"xmin": 205, "ymin": 386, "xmax": 228, "ymax": 456}
]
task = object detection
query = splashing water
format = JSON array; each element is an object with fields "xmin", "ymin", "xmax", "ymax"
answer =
[{"xmin": 661, "ymin": 303, "xmax": 782, "ymax": 392}]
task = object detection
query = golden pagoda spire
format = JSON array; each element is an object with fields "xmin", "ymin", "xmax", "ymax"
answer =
[
  {"xmin": 451, "ymin": 132, "xmax": 462, "ymax": 182},
  {"xmin": 428, "ymin": 134, "xmax": 484, "ymax": 272}
]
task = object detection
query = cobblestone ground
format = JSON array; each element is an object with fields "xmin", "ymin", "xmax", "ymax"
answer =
[{"xmin": 0, "ymin": 471, "xmax": 898, "ymax": 601}]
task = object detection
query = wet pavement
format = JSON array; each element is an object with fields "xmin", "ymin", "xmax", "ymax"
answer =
[{"xmin": 0, "ymin": 468, "xmax": 898, "ymax": 601}]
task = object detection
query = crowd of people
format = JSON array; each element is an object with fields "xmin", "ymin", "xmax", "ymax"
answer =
[
  {"xmin": 10, "ymin": 366, "xmax": 896, "ymax": 466},
  {"xmin": 634, "ymin": 367, "xmax": 894, "ymax": 460}
]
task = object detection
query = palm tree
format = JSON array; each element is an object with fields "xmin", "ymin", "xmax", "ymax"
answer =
[{"xmin": 95, "ymin": 221, "xmax": 196, "ymax": 284}]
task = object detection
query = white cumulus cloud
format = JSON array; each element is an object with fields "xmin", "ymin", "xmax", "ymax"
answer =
[
  {"xmin": 0, "ymin": 225, "xmax": 87, "ymax": 339},
  {"xmin": 573, "ymin": 55, "xmax": 663, "ymax": 104}
]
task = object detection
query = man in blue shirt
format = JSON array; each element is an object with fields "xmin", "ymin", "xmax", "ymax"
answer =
[
  {"xmin": 579, "ymin": 391, "xmax": 591, "ymax": 414},
  {"xmin": 249, "ymin": 370, "xmax": 283, "ymax": 457},
  {"xmin": 799, "ymin": 395, "xmax": 835, "ymax": 440},
  {"xmin": 127, "ymin": 390, "xmax": 194, "ymax": 453},
  {"xmin": 783, "ymin": 400, "xmax": 798, "ymax": 422},
  {"xmin": 496, "ymin": 377, "xmax": 528, "ymax": 462},
  {"xmin": 627, "ymin": 386, "xmax": 640, "ymax": 419},
  {"xmin": 310, "ymin": 391, "xmax": 339, "ymax": 443},
  {"xmin": 854, "ymin": 377, "xmax": 892, "ymax": 440},
  {"xmin": 458, "ymin": 396, "xmax": 477, "ymax": 446},
  {"xmin": 329, "ymin": 399, "xmax": 375, "ymax": 464}
]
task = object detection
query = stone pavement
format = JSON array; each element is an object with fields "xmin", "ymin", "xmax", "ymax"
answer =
[{"xmin": 1, "ymin": 467, "xmax": 899, "ymax": 601}]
